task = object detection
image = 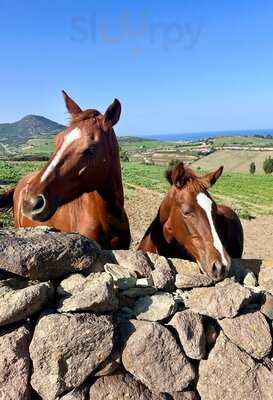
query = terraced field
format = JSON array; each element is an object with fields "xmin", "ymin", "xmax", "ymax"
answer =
[{"xmin": 192, "ymin": 149, "xmax": 273, "ymax": 173}]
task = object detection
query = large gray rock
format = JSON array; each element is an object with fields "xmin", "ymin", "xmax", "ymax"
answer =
[
  {"xmin": 121, "ymin": 320, "xmax": 195, "ymax": 394},
  {"xmin": 0, "ymin": 278, "xmax": 54, "ymax": 326},
  {"xmin": 168, "ymin": 258, "xmax": 201, "ymax": 274},
  {"xmin": 30, "ymin": 313, "xmax": 113, "ymax": 400},
  {"xmin": 198, "ymin": 332, "xmax": 273, "ymax": 400},
  {"xmin": 89, "ymin": 372, "xmax": 169, "ymax": 399},
  {"xmin": 184, "ymin": 280, "xmax": 252, "ymax": 319},
  {"xmin": 58, "ymin": 383, "xmax": 89, "ymax": 399},
  {"xmin": 112, "ymin": 250, "xmax": 153, "ymax": 278},
  {"xmin": 259, "ymin": 262, "xmax": 273, "ymax": 295},
  {"xmin": 151, "ymin": 256, "xmax": 175, "ymax": 291},
  {"xmin": 171, "ymin": 392, "xmax": 200, "ymax": 400},
  {"xmin": 0, "ymin": 325, "xmax": 32, "ymax": 400},
  {"xmin": 57, "ymin": 272, "xmax": 118, "ymax": 313},
  {"xmin": 133, "ymin": 292, "xmax": 177, "ymax": 321},
  {"xmin": 104, "ymin": 263, "xmax": 137, "ymax": 289},
  {"xmin": 0, "ymin": 228, "xmax": 101, "ymax": 280},
  {"xmin": 261, "ymin": 292, "xmax": 273, "ymax": 320},
  {"xmin": 218, "ymin": 311, "xmax": 272, "ymax": 359},
  {"xmin": 175, "ymin": 273, "xmax": 213, "ymax": 289},
  {"xmin": 168, "ymin": 310, "xmax": 206, "ymax": 360}
]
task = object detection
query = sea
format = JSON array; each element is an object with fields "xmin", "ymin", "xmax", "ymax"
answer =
[{"xmin": 139, "ymin": 129, "xmax": 273, "ymax": 141}]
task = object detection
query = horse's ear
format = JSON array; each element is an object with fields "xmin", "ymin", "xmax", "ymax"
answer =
[
  {"xmin": 201, "ymin": 166, "xmax": 223, "ymax": 188},
  {"xmin": 165, "ymin": 161, "xmax": 187, "ymax": 188},
  {"xmin": 103, "ymin": 99, "xmax": 121, "ymax": 127},
  {"xmin": 62, "ymin": 90, "xmax": 82, "ymax": 116}
]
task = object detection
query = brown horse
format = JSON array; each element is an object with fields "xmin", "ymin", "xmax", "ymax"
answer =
[
  {"xmin": 0, "ymin": 91, "xmax": 131, "ymax": 250},
  {"xmin": 138, "ymin": 161, "xmax": 243, "ymax": 280}
]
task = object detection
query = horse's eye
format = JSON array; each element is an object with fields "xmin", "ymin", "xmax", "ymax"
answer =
[
  {"xmin": 181, "ymin": 208, "xmax": 193, "ymax": 217},
  {"xmin": 83, "ymin": 147, "xmax": 95, "ymax": 157}
]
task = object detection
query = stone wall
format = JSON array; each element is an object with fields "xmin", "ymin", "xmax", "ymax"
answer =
[{"xmin": 0, "ymin": 227, "xmax": 273, "ymax": 400}]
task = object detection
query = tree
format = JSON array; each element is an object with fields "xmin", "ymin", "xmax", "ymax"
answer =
[
  {"xmin": 249, "ymin": 162, "xmax": 256, "ymax": 175},
  {"xmin": 263, "ymin": 156, "xmax": 273, "ymax": 174}
]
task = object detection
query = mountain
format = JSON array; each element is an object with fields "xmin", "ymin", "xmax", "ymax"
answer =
[{"xmin": 0, "ymin": 115, "xmax": 66, "ymax": 145}]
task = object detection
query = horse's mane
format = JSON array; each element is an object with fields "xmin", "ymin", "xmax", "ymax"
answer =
[{"xmin": 165, "ymin": 161, "xmax": 206, "ymax": 192}]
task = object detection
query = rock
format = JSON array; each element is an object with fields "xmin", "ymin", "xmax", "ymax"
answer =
[
  {"xmin": 121, "ymin": 320, "xmax": 195, "ymax": 393},
  {"xmin": 57, "ymin": 272, "xmax": 118, "ymax": 313},
  {"xmin": 30, "ymin": 313, "xmax": 113, "ymax": 400},
  {"xmin": 171, "ymin": 392, "xmax": 199, "ymax": 400},
  {"xmin": 198, "ymin": 332, "xmax": 273, "ymax": 400},
  {"xmin": 175, "ymin": 273, "xmax": 213, "ymax": 289},
  {"xmin": 168, "ymin": 310, "xmax": 206, "ymax": 360},
  {"xmin": 104, "ymin": 263, "xmax": 137, "ymax": 289},
  {"xmin": 151, "ymin": 256, "xmax": 175, "ymax": 291},
  {"xmin": 168, "ymin": 258, "xmax": 201, "ymax": 275},
  {"xmin": 112, "ymin": 250, "xmax": 153, "ymax": 278},
  {"xmin": 0, "ymin": 228, "xmax": 101, "ymax": 281},
  {"xmin": 261, "ymin": 293, "xmax": 273, "ymax": 320},
  {"xmin": 0, "ymin": 325, "xmax": 32, "ymax": 400},
  {"xmin": 122, "ymin": 287, "xmax": 157, "ymax": 297},
  {"xmin": 133, "ymin": 292, "xmax": 177, "ymax": 321},
  {"xmin": 218, "ymin": 311, "xmax": 272, "ymax": 359},
  {"xmin": 0, "ymin": 278, "xmax": 54, "ymax": 327},
  {"xmin": 243, "ymin": 271, "xmax": 258, "ymax": 287},
  {"xmin": 184, "ymin": 280, "xmax": 252, "ymax": 319},
  {"xmin": 136, "ymin": 277, "xmax": 154, "ymax": 287},
  {"xmin": 93, "ymin": 357, "xmax": 120, "ymax": 377},
  {"xmin": 58, "ymin": 383, "xmax": 89, "ymax": 399},
  {"xmin": 89, "ymin": 372, "xmax": 169, "ymax": 399},
  {"xmin": 259, "ymin": 262, "xmax": 273, "ymax": 295}
]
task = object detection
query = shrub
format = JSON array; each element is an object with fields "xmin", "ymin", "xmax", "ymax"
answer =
[
  {"xmin": 263, "ymin": 156, "xmax": 273, "ymax": 174},
  {"xmin": 249, "ymin": 162, "xmax": 256, "ymax": 175}
]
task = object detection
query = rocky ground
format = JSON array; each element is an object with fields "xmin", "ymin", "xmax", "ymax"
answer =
[
  {"xmin": 0, "ymin": 228, "xmax": 273, "ymax": 399},
  {"xmin": 125, "ymin": 186, "xmax": 273, "ymax": 259}
]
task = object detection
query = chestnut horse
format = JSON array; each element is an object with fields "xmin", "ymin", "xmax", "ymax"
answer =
[
  {"xmin": 138, "ymin": 162, "xmax": 243, "ymax": 280},
  {"xmin": 0, "ymin": 91, "xmax": 131, "ymax": 249}
]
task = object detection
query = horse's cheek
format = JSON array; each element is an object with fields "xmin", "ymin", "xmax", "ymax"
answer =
[{"xmin": 163, "ymin": 222, "xmax": 173, "ymax": 244}]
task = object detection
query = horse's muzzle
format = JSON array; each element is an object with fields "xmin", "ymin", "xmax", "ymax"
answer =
[
  {"xmin": 22, "ymin": 194, "xmax": 58, "ymax": 222},
  {"xmin": 198, "ymin": 255, "xmax": 231, "ymax": 281}
]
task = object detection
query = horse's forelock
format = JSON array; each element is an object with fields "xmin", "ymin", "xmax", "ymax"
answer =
[{"xmin": 165, "ymin": 162, "xmax": 205, "ymax": 193}]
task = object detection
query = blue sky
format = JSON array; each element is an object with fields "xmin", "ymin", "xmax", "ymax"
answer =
[{"xmin": 1, "ymin": 0, "xmax": 273, "ymax": 135}]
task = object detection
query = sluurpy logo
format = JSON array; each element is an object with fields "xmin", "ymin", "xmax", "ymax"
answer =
[{"xmin": 70, "ymin": 11, "xmax": 203, "ymax": 55}]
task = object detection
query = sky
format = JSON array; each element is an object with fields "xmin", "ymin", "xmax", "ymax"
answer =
[{"xmin": 1, "ymin": 0, "xmax": 273, "ymax": 136}]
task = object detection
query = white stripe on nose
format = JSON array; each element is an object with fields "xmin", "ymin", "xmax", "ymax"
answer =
[
  {"xmin": 41, "ymin": 128, "xmax": 81, "ymax": 183},
  {"xmin": 196, "ymin": 192, "xmax": 228, "ymax": 266}
]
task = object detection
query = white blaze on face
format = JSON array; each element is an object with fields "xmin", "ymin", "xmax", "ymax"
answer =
[
  {"xmin": 196, "ymin": 192, "xmax": 228, "ymax": 266},
  {"xmin": 41, "ymin": 128, "xmax": 81, "ymax": 183}
]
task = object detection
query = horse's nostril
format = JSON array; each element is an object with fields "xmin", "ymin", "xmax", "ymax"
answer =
[
  {"xmin": 212, "ymin": 263, "xmax": 218, "ymax": 275},
  {"xmin": 32, "ymin": 195, "xmax": 47, "ymax": 214},
  {"xmin": 211, "ymin": 261, "xmax": 225, "ymax": 279}
]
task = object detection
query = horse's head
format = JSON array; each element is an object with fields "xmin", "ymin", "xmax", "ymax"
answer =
[
  {"xmin": 22, "ymin": 91, "xmax": 121, "ymax": 222},
  {"xmin": 163, "ymin": 161, "xmax": 230, "ymax": 280}
]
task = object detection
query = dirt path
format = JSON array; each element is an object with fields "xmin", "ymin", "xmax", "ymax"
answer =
[{"xmin": 125, "ymin": 186, "xmax": 273, "ymax": 259}]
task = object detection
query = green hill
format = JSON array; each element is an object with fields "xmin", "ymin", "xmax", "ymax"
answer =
[{"xmin": 0, "ymin": 115, "xmax": 66, "ymax": 145}]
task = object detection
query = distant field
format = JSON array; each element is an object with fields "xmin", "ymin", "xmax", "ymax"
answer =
[
  {"xmin": 211, "ymin": 135, "xmax": 273, "ymax": 147},
  {"xmin": 192, "ymin": 149, "xmax": 273, "ymax": 173}
]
